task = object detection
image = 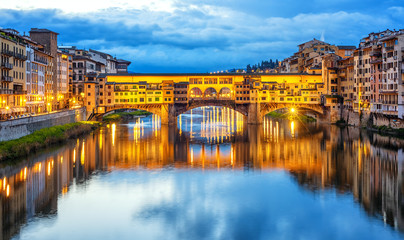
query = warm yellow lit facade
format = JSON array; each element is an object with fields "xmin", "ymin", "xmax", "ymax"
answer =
[{"xmin": 97, "ymin": 73, "xmax": 324, "ymax": 108}]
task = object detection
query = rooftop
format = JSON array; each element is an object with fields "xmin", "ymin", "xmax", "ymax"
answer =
[
  {"xmin": 30, "ymin": 28, "xmax": 59, "ymax": 35},
  {"xmin": 337, "ymin": 45, "xmax": 356, "ymax": 50}
]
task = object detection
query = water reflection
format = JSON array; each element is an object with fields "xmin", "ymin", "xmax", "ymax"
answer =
[{"xmin": 0, "ymin": 107, "xmax": 403, "ymax": 239}]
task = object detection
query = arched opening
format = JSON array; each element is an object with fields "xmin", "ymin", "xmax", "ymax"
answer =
[
  {"xmin": 218, "ymin": 87, "xmax": 231, "ymax": 100},
  {"xmin": 189, "ymin": 87, "xmax": 203, "ymax": 100},
  {"xmin": 177, "ymin": 106, "xmax": 246, "ymax": 143},
  {"xmin": 264, "ymin": 107, "xmax": 322, "ymax": 123},
  {"xmin": 204, "ymin": 88, "xmax": 217, "ymax": 100},
  {"xmin": 89, "ymin": 107, "xmax": 157, "ymax": 121}
]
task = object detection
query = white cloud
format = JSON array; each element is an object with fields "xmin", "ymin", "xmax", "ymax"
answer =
[{"xmin": 5, "ymin": 0, "xmax": 178, "ymax": 13}]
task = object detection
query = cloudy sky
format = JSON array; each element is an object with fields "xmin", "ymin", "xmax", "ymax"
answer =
[{"xmin": 0, "ymin": 0, "xmax": 403, "ymax": 73}]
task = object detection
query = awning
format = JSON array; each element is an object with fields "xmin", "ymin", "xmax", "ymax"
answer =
[
  {"xmin": 12, "ymin": 108, "xmax": 26, "ymax": 113},
  {"xmin": 0, "ymin": 109, "xmax": 12, "ymax": 114}
]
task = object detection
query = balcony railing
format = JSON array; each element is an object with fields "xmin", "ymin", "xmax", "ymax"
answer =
[
  {"xmin": 13, "ymin": 90, "xmax": 27, "ymax": 95},
  {"xmin": 1, "ymin": 76, "xmax": 13, "ymax": 82},
  {"xmin": 385, "ymin": 46, "xmax": 394, "ymax": 52},
  {"xmin": 370, "ymin": 51, "xmax": 381, "ymax": 57},
  {"xmin": 14, "ymin": 53, "xmax": 27, "ymax": 60},
  {"xmin": 0, "ymin": 89, "xmax": 13, "ymax": 94},
  {"xmin": 1, "ymin": 62, "xmax": 13, "ymax": 69},
  {"xmin": 382, "ymin": 110, "xmax": 398, "ymax": 115},
  {"xmin": 1, "ymin": 49, "xmax": 13, "ymax": 56},
  {"xmin": 33, "ymin": 57, "xmax": 48, "ymax": 65}
]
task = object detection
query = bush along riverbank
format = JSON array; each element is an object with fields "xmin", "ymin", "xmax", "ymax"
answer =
[
  {"xmin": 102, "ymin": 110, "xmax": 152, "ymax": 123},
  {"xmin": 368, "ymin": 125, "xmax": 404, "ymax": 138},
  {"xmin": 0, "ymin": 121, "xmax": 100, "ymax": 162},
  {"xmin": 266, "ymin": 111, "xmax": 317, "ymax": 123}
]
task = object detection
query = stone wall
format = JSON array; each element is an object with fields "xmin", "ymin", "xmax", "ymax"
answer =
[
  {"xmin": 0, "ymin": 107, "xmax": 86, "ymax": 142},
  {"xmin": 340, "ymin": 108, "xmax": 404, "ymax": 129}
]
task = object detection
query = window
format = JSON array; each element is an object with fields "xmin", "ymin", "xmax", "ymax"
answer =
[
  {"xmin": 155, "ymin": 97, "xmax": 159, "ymax": 101},
  {"xmin": 140, "ymin": 98, "xmax": 144, "ymax": 102},
  {"xmin": 148, "ymin": 98, "xmax": 152, "ymax": 102},
  {"xmin": 88, "ymin": 93, "xmax": 91, "ymax": 96},
  {"xmin": 88, "ymin": 102, "xmax": 91, "ymax": 106},
  {"xmin": 88, "ymin": 85, "xmax": 91, "ymax": 88}
]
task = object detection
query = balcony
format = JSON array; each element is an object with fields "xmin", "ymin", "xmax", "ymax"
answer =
[
  {"xmin": 0, "ymin": 88, "xmax": 13, "ymax": 94},
  {"xmin": 1, "ymin": 62, "xmax": 13, "ymax": 69},
  {"xmin": 1, "ymin": 76, "xmax": 13, "ymax": 82},
  {"xmin": 370, "ymin": 51, "xmax": 381, "ymax": 57},
  {"xmin": 13, "ymin": 90, "xmax": 27, "ymax": 95},
  {"xmin": 1, "ymin": 49, "xmax": 13, "ymax": 56},
  {"xmin": 382, "ymin": 110, "xmax": 398, "ymax": 116},
  {"xmin": 33, "ymin": 57, "xmax": 48, "ymax": 65},
  {"xmin": 14, "ymin": 52, "xmax": 27, "ymax": 60},
  {"xmin": 385, "ymin": 46, "xmax": 394, "ymax": 52}
]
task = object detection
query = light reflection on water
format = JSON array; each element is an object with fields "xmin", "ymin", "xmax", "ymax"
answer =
[{"xmin": 0, "ymin": 106, "xmax": 403, "ymax": 240}]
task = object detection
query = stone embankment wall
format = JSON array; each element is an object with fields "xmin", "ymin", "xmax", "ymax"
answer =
[
  {"xmin": 340, "ymin": 108, "xmax": 404, "ymax": 128},
  {"xmin": 0, "ymin": 107, "xmax": 86, "ymax": 142}
]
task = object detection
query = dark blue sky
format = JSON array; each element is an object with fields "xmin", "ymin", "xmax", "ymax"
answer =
[{"xmin": 0, "ymin": 0, "xmax": 403, "ymax": 72}]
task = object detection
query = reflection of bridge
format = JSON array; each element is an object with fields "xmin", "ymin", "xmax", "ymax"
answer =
[
  {"xmin": 88, "ymin": 73, "xmax": 331, "ymax": 124},
  {"xmin": 94, "ymin": 100, "xmax": 327, "ymax": 124}
]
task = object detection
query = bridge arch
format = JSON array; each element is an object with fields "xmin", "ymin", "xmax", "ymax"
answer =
[
  {"xmin": 189, "ymin": 87, "xmax": 203, "ymax": 100},
  {"xmin": 204, "ymin": 88, "xmax": 217, "ymax": 100},
  {"xmin": 175, "ymin": 100, "xmax": 248, "ymax": 117},
  {"xmin": 260, "ymin": 103, "xmax": 326, "ymax": 118},
  {"xmin": 218, "ymin": 87, "xmax": 232, "ymax": 100}
]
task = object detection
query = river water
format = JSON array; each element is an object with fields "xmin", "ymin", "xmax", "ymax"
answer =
[{"xmin": 1, "ymin": 107, "xmax": 403, "ymax": 240}]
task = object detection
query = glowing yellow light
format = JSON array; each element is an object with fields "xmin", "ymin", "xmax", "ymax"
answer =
[
  {"xmin": 81, "ymin": 142, "xmax": 85, "ymax": 165},
  {"xmin": 48, "ymin": 162, "xmax": 51, "ymax": 176},
  {"xmin": 2, "ymin": 177, "xmax": 5, "ymax": 189},
  {"xmin": 112, "ymin": 123, "xmax": 116, "ymax": 146},
  {"xmin": 290, "ymin": 108, "xmax": 296, "ymax": 113},
  {"xmin": 5, "ymin": 106, "xmax": 9, "ymax": 110},
  {"xmin": 291, "ymin": 121, "xmax": 295, "ymax": 138},
  {"xmin": 6, "ymin": 184, "xmax": 10, "ymax": 197},
  {"xmin": 47, "ymin": 103, "xmax": 50, "ymax": 106}
]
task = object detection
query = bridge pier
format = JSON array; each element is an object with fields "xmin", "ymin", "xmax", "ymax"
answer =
[
  {"xmin": 161, "ymin": 104, "xmax": 177, "ymax": 125},
  {"xmin": 247, "ymin": 103, "xmax": 263, "ymax": 125}
]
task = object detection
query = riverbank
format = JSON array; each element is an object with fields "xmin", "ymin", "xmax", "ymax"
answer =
[
  {"xmin": 266, "ymin": 111, "xmax": 317, "ymax": 123},
  {"xmin": 335, "ymin": 119, "xmax": 404, "ymax": 138},
  {"xmin": 0, "ymin": 121, "xmax": 100, "ymax": 162},
  {"xmin": 368, "ymin": 125, "xmax": 404, "ymax": 138},
  {"xmin": 103, "ymin": 110, "xmax": 152, "ymax": 123}
]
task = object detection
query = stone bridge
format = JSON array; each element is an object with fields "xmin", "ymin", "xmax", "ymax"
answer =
[{"xmin": 89, "ymin": 100, "xmax": 328, "ymax": 125}]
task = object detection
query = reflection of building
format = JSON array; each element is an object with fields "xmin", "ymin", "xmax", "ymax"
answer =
[{"xmin": 1, "ymin": 111, "xmax": 404, "ymax": 238}]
